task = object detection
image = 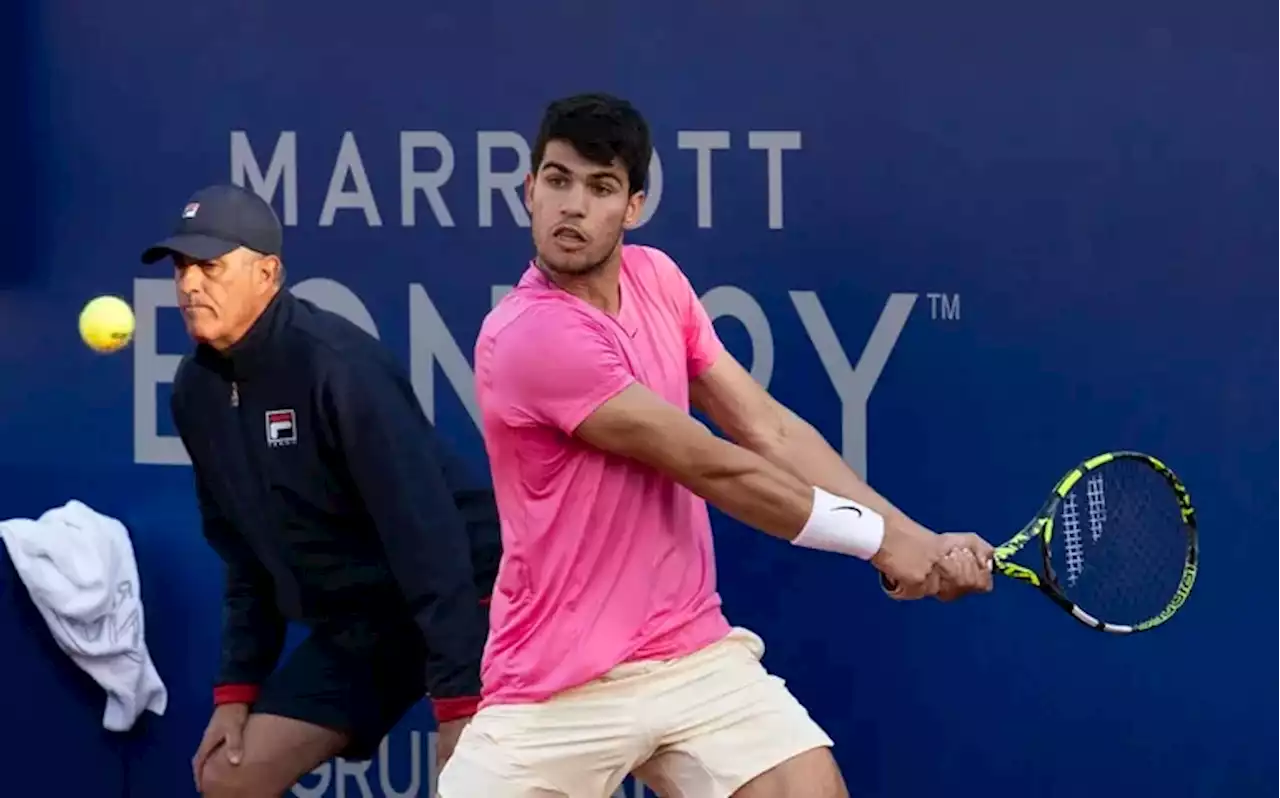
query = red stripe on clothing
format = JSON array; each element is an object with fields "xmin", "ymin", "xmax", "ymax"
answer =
[
  {"xmin": 213, "ymin": 684, "xmax": 260, "ymax": 705},
  {"xmin": 432, "ymin": 695, "xmax": 480, "ymax": 723}
]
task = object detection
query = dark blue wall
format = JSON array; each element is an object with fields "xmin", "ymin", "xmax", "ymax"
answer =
[{"xmin": 0, "ymin": 1, "xmax": 1274, "ymax": 795}]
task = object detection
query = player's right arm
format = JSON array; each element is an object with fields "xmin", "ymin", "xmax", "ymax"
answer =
[
  {"xmin": 578, "ymin": 383, "xmax": 818, "ymax": 538},
  {"xmin": 656, "ymin": 246, "xmax": 990, "ymax": 598},
  {"xmin": 490, "ymin": 305, "xmax": 942, "ymax": 591},
  {"xmin": 172, "ymin": 378, "xmax": 286, "ymax": 703}
]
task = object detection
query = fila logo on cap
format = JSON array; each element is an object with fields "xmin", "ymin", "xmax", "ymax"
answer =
[
  {"xmin": 265, "ymin": 409, "xmax": 297, "ymax": 447},
  {"xmin": 182, "ymin": 202, "xmax": 199, "ymax": 219}
]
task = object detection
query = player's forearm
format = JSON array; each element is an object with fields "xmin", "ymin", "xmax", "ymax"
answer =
[
  {"xmin": 755, "ymin": 405, "xmax": 920, "ymax": 532},
  {"xmin": 576, "ymin": 383, "xmax": 886, "ymax": 558},
  {"xmin": 683, "ymin": 436, "xmax": 887, "ymax": 560},
  {"xmin": 680, "ymin": 434, "xmax": 817, "ymax": 541}
]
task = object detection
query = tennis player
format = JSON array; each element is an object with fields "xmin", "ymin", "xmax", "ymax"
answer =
[{"xmin": 438, "ymin": 93, "xmax": 994, "ymax": 798}]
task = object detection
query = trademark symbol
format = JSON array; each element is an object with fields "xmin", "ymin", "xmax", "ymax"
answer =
[{"xmin": 926, "ymin": 292, "xmax": 961, "ymax": 321}]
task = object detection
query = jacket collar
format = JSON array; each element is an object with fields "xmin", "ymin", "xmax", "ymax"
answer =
[{"xmin": 196, "ymin": 289, "xmax": 293, "ymax": 381}]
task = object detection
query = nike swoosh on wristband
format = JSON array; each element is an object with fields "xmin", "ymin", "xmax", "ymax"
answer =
[{"xmin": 832, "ymin": 505, "xmax": 863, "ymax": 517}]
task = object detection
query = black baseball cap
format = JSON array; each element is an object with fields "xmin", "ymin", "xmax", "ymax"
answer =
[{"xmin": 140, "ymin": 183, "xmax": 283, "ymax": 265}]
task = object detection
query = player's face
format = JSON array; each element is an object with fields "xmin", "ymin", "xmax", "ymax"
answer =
[
  {"xmin": 173, "ymin": 247, "xmax": 278, "ymax": 349},
  {"xmin": 525, "ymin": 140, "xmax": 646, "ymax": 277}
]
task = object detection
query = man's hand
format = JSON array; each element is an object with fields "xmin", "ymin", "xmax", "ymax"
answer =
[
  {"xmin": 435, "ymin": 717, "xmax": 471, "ymax": 771},
  {"xmin": 192, "ymin": 702, "xmax": 250, "ymax": 792},
  {"xmin": 932, "ymin": 533, "xmax": 995, "ymax": 601},
  {"xmin": 871, "ymin": 519, "xmax": 946, "ymax": 599},
  {"xmin": 873, "ymin": 522, "xmax": 995, "ymax": 600}
]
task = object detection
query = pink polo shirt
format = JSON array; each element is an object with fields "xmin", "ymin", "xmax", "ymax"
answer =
[{"xmin": 472, "ymin": 244, "xmax": 733, "ymax": 706}]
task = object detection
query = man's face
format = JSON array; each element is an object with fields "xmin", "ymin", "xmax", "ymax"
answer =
[
  {"xmin": 173, "ymin": 247, "xmax": 277, "ymax": 349},
  {"xmin": 525, "ymin": 139, "xmax": 646, "ymax": 277}
]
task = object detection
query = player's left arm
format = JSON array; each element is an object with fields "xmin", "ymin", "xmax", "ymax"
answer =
[
  {"xmin": 659, "ymin": 247, "xmax": 918, "ymax": 530},
  {"xmin": 690, "ymin": 350, "xmax": 915, "ymax": 530},
  {"xmin": 320, "ymin": 355, "xmax": 486, "ymax": 725},
  {"xmin": 691, "ymin": 346, "xmax": 995, "ymax": 601}
]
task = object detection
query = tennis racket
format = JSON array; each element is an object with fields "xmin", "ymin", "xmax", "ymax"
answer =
[{"xmin": 881, "ymin": 451, "xmax": 1199, "ymax": 634}]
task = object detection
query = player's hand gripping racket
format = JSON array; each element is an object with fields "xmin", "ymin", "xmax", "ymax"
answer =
[{"xmin": 882, "ymin": 451, "xmax": 1199, "ymax": 634}]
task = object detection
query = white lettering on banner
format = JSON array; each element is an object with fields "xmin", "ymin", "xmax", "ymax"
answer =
[
  {"xmin": 287, "ymin": 729, "xmax": 654, "ymax": 798},
  {"xmin": 749, "ymin": 132, "xmax": 802, "ymax": 230},
  {"xmin": 677, "ymin": 131, "xmax": 731, "ymax": 229},
  {"xmin": 291, "ymin": 278, "xmax": 381, "ymax": 338},
  {"xmin": 401, "ymin": 131, "xmax": 456, "ymax": 227},
  {"xmin": 320, "ymin": 132, "xmax": 382, "ymax": 227},
  {"xmin": 133, "ymin": 279, "xmax": 186, "ymax": 466},
  {"xmin": 133, "ymin": 278, "xmax": 914, "ymax": 475},
  {"xmin": 790, "ymin": 291, "xmax": 916, "ymax": 479},
  {"xmin": 700, "ymin": 285, "xmax": 774, "ymax": 387},
  {"xmin": 477, "ymin": 131, "xmax": 532, "ymax": 228},
  {"xmin": 231, "ymin": 131, "xmax": 298, "ymax": 226},
  {"xmin": 230, "ymin": 130, "xmax": 799, "ymax": 229},
  {"xmin": 292, "ymin": 731, "xmax": 427, "ymax": 798},
  {"xmin": 409, "ymin": 283, "xmax": 479, "ymax": 425}
]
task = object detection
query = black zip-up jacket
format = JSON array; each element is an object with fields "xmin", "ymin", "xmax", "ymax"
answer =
[{"xmin": 170, "ymin": 289, "xmax": 499, "ymax": 719}]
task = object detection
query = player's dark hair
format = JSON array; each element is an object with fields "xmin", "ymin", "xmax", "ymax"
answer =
[{"xmin": 531, "ymin": 93, "xmax": 652, "ymax": 195}]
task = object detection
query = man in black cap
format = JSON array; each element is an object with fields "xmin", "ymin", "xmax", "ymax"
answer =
[{"xmin": 142, "ymin": 183, "xmax": 500, "ymax": 797}]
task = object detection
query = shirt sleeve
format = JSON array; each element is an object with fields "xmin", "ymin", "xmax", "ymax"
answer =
[
  {"xmin": 321, "ymin": 354, "xmax": 487, "ymax": 720},
  {"xmin": 488, "ymin": 304, "xmax": 636, "ymax": 435},
  {"xmin": 192, "ymin": 460, "xmax": 287, "ymax": 695},
  {"xmin": 171, "ymin": 375, "xmax": 286, "ymax": 700},
  {"xmin": 642, "ymin": 246, "xmax": 724, "ymax": 379},
  {"xmin": 681, "ymin": 276, "xmax": 723, "ymax": 379}
]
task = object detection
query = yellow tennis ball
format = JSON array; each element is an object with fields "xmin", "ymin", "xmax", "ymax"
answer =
[{"xmin": 79, "ymin": 295, "xmax": 135, "ymax": 354}]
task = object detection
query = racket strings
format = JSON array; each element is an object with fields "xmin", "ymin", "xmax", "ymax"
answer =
[{"xmin": 1047, "ymin": 459, "xmax": 1190, "ymax": 626}]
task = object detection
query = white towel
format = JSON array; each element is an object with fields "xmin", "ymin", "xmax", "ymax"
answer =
[{"xmin": 0, "ymin": 500, "xmax": 168, "ymax": 731}]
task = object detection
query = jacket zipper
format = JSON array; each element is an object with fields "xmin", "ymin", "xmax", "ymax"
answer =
[{"xmin": 229, "ymin": 377, "xmax": 302, "ymax": 618}]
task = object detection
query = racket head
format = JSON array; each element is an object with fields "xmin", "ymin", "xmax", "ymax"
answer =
[{"xmin": 998, "ymin": 451, "xmax": 1198, "ymax": 634}]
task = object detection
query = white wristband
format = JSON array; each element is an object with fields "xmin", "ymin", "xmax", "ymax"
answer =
[{"xmin": 790, "ymin": 486, "xmax": 886, "ymax": 560}]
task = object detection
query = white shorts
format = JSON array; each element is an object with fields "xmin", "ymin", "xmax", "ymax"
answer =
[{"xmin": 437, "ymin": 627, "xmax": 833, "ymax": 798}]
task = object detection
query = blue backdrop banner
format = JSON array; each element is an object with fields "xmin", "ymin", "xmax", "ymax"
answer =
[{"xmin": 0, "ymin": 1, "xmax": 1274, "ymax": 796}]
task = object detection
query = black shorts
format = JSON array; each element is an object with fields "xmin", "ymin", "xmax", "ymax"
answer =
[{"xmin": 252, "ymin": 620, "xmax": 428, "ymax": 761}]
